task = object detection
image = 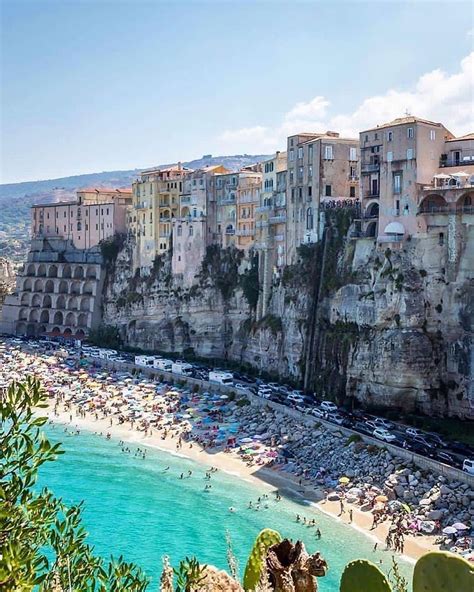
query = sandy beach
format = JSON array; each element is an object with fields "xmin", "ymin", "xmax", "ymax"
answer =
[{"xmin": 47, "ymin": 401, "xmax": 436, "ymax": 562}]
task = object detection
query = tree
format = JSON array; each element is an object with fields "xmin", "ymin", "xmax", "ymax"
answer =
[{"xmin": 0, "ymin": 377, "xmax": 149, "ymax": 591}]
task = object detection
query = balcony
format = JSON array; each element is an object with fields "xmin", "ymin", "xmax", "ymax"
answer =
[
  {"xmin": 219, "ymin": 197, "xmax": 236, "ymax": 205},
  {"xmin": 274, "ymin": 234, "xmax": 285, "ymax": 242},
  {"xmin": 440, "ymin": 157, "xmax": 474, "ymax": 168},
  {"xmin": 361, "ymin": 163, "xmax": 380, "ymax": 173},
  {"xmin": 256, "ymin": 220, "xmax": 268, "ymax": 228},
  {"xmin": 225, "ymin": 228, "xmax": 235, "ymax": 235},
  {"xmin": 255, "ymin": 205, "xmax": 272, "ymax": 213},
  {"xmin": 180, "ymin": 195, "xmax": 191, "ymax": 204},
  {"xmin": 269, "ymin": 215, "xmax": 286, "ymax": 224},
  {"xmin": 364, "ymin": 191, "xmax": 379, "ymax": 199},
  {"xmin": 236, "ymin": 229, "xmax": 255, "ymax": 237},
  {"xmin": 135, "ymin": 202, "xmax": 149, "ymax": 209}
]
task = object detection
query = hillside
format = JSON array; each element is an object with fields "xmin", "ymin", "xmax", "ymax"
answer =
[{"xmin": 0, "ymin": 154, "xmax": 270, "ymax": 263}]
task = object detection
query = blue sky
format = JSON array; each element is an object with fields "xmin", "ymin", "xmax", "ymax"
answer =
[{"xmin": 1, "ymin": 0, "xmax": 473, "ymax": 183}]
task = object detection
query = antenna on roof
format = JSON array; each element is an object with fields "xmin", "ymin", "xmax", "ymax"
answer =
[{"xmin": 405, "ymin": 108, "xmax": 411, "ymax": 116}]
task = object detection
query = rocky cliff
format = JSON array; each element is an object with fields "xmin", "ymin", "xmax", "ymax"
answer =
[{"xmin": 102, "ymin": 212, "xmax": 473, "ymax": 419}]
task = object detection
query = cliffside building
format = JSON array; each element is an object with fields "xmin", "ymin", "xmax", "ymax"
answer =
[
  {"xmin": 236, "ymin": 172, "xmax": 262, "ymax": 251},
  {"xmin": 286, "ymin": 132, "xmax": 359, "ymax": 263},
  {"xmin": 132, "ymin": 164, "xmax": 192, "ymax": 269},
  {"xmin": 31, "ymin": 188, "xmax": 132, "ymax": 250}
]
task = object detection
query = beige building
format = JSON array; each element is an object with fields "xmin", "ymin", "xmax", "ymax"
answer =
[
  {"xmin": 236, "ymin": 172, "xmax": 262, "ymax": 251},
  {"xmin": 359, "ymin": 116, "xmax": 457, "ymax": 240},
  {"xmin": 31, "ymin": 188, "xmax": 132, "ymax": 250},
  {"xmin": 132, "ymin": 164, "xmax": 192, "ymax": 268},
  {"xmin": 286, "ymin": 132, "xmax": 359, "ymax": 262}
]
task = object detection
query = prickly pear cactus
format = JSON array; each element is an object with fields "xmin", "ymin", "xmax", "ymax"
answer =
[
  {"xmin": 413, "ymin": 551, "xmax": 473, "ymax": 592},
  {"xmin": 340, "ymin": 559, "xmax": 392, "ymax": 592},
  {"xmin": 243, "ymin": 528, "xmax": 282, "ymax": 591}
]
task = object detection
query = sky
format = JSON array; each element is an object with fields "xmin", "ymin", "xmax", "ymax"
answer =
[{"xmin": 1, "ymin": 0, "xmax": 473, "ymax": 184}]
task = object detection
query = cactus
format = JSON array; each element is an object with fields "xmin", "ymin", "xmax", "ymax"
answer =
[
  {"xmin": 243, "ymin": 528, "xmax": 282, "ymax": 591},
  {"xmin": 413, "ymin": 550, "xmax": 473, "ymax": 592},
  {"xmin": 340, "ymin": 559, "xmax": 392, "ymax": 592}
]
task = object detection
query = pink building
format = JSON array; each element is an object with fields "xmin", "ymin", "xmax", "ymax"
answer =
[{"xmin": 31, "ymin": 188, "xmax": 132, "ymax": 250}]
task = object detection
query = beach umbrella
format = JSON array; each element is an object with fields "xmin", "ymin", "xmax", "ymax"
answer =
[
  {"xmin": 339, "ymin": 477, "xmax": 350, "ymax": 484},
  {"xmin": 452, "ymin": 523, "xmax": 469, "ymax": 531},
  {"xmin": 240, "ymin": 437, "xmax": 253, "ymax": 444},
  {"xmin": 375, "ymin": 495, "xmax": 388, "ymax": 503},
  {"xmin": 443, "ymin": 526, "xmax": 458, "ymax": 535}
]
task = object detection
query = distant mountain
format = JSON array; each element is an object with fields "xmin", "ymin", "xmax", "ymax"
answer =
[{"xmin": 0, "ymin": 154, "xmax": 270, "ymax": 263}]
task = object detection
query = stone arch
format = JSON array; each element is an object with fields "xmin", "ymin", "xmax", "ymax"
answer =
[
  {"xmin": 26, "ymin": 323, "xmax": 36, "ymax": 337},
  {"xmin": 68, "ymin": 296, "xmax": 78, "ymax": 310},
  {"xmin": 58, "ymin": 280, "xmax": 68, "ymax": 294},
  {"xmin": 23, "ymin": 278, "xmax": 33, "ymax": 292},
  {"xmin": 457, "ymin": 192, "xmax": 473, "ymax": 209},
  {"xmin": 64, "ymin": 328, "xmax": 73, "ymax": 337},
  {"xmin": 51, "ymin": 326, "xmax": 61, "ymax": 335},
  {"xmin": 48, "ymin": 264, "xmax": 58, "ymax": 278},
  {"xmin": 65, "ymin": 312, "xmax": 75, "ymax": 326},
  {"xmin": 44, "ymin": 279, "xmax": 55, "ymax": 293},
  {"xmin": 17, "ymin": 322, "xmax": 27, "ymax": 335},
  {"xmin": 29, "ymin": 309, "xmax": 39, "ymax": 322},
  {"xmin": 31, "ymin": 294, "xmax": 41, "ymax": 308},
  {"xmin": 161, "ymin": 209, "xmax": 171, "ymax": 219},
  {"xmin": 366, "ymin": 202, "xmax": 379, "ymax": 218},
  {"xmin": 42, "ymin": 294, "xmax": 52, "ymax": 308},
  {"xmin": 19, "ymin": 308, "xmax": 29, "ymax": 321},
  {"xmin": 62, "ymin": 265, "xmax": 72, "ymax": 278},
  {"xmin": 56, "ymin": 295, "xmax": 66, "ymax": 309},
  {"xmin": 82, "ymin": 281, "xmax": 94, "ymax": 295},
  {"xmin": 75, "ymin": 329, "xmax": 86, "ymax": 339},
  {"xmin": 38, "ymin": 325, "xmax": 47, "ymax": 335},
  {"xmin": 20, "ymin": 293, "xmax": 30, "ymax": 306},
  {"xmin": 86, "ymin": 266, "xmax": 97, "ymax": 279},
  {"xmin": 70, "ymin": 281, "xmax": 81, "ymax": 295},
  {"xmin": 37, "ymin": 264, "xmax": 47, "ymax": 277},
  {"xmin": 77, "ymin": 313, "xmax": 87, "ymax": 327},
  {"xmin": 80, "ymin": 297, "xmax": 91, "ymax": 312},
  {"xmin": 34, "ymin": 279, "xmax": 43, "ymax": 292},
  {"xmin": 73, "ymin": 266, "xmax": 84, "ymax": 279},
  {"xmin": 40, "ymin": 310, "xmax": 50, "ymax": 324},
  {"xmin": 26, "ymin": 263, "xmax": 36, "ymax": 276},
  {"xmin": 366, "ymin": 221, "xmax": 377, "ymax": 238},
  {"xmin": 181, "ymin": 206, "xmax": 190, "ymax": 217},
  {"xmin": 419, "ymin": 194, "xmax": 447, "ymax": 213},
  {"xmin": 53, "ymin": 311, "xmax": 64, "ymax": 325}
]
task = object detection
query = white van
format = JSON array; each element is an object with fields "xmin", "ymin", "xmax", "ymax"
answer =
[
  {"xmin": 209, "ymin": 371, "xmax": 233, "ymax": 386},
  {"xmin": 154, "ymin": 358, "xmax": 173, "ymax": 372},
  {"xmin": 171, "ymin": 362, "xmax": 193, "ymax": 376},
  {"xmin": 135, "ymin": 355, "xmax": 156, "ymax": 367},
  {"xmin": 462, "ymin": 459, "xmax": 474, "ymax": 475}
]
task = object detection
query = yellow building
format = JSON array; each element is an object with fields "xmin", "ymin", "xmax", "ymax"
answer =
[{"xmin": 132, "ymin": 164, "xmax": 192, "ymax": 269}]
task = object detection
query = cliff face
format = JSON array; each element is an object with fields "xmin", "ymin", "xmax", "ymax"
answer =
[{"xmin": 102, "ymin": 213, "xmax": 473, "ymax": 419}]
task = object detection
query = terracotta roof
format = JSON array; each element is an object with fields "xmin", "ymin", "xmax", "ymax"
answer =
[
  {"xmin": 445, "ymin": 133, "xmax": 474, "ymax": 142},
  {"xmin": 78, "ymin": 187, "xmax": 132, "ymax": 194}
]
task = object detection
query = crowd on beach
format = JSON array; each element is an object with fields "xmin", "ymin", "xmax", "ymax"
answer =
[{"xmin": 1, "ymin": 338, "xmax": 473, "ymax": 562}]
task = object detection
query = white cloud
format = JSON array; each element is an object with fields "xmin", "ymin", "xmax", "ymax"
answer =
[{"xmin": 216, "ymin": 52, "xmax": 474, "ymax": 154}]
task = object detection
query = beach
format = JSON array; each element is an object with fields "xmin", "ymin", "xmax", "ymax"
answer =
[{"xmin": 47, "ymin": 401, "xmax": 435, "ymax": 562}]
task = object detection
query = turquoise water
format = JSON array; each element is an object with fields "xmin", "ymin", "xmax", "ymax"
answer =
[{"xmin": 39, "ymin": 424, "xmax": 413, "ymax": 590}]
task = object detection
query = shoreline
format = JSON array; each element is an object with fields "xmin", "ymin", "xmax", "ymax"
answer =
[{"xmin": 46, "ymin": 403, "xmax": 436, "ymax": 563}]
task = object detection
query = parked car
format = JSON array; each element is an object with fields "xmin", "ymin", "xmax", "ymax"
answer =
[
  {"xmin": 287, "ymin": 393, "xmax": 304, "ymax": 405},
  {"xmin": 425, "ymin": 433, "xmax": 448, "ymax": 448},
  {"xmin": 405, "ymin": 427, "xmax": 423, "ymax": 438},
  {"xmin": 373, "ymin": 417, "xmax": 395, "ymax": 430},
  {"xmin": 326, "ymin": 413, "xmax": 345, "ymax": 425},
  {"xmin": 412, "ymin": 435, "xmax": 434, "ymax": 449},
  {"xmin": 433, "ymin": 451, "xmax": 455, "ymax": 466},
  {"xmin": 365, "ymin": 420, "xmax": 378, "ymax": 431},
  {"xmin": 234, "ymin": 383, "xmax": 249, "ymax": 392},
  {"xmin": 373, "ymin": 428, "xmax": 397, "ymax": 443},
  {"xmin": 278, "ymin": 386, "xmax": 292, "ymax": 396},
  {"xmin": 402, "ymin": 439, "xmax": 431, "ymax": 457},
  {"xmin": 267, "ymin": 382, "xmax": 281, "ymax": 391},
  {"xmin": 353, "ymin": 421, "xmax": 371, "ymax": 435},
  {"xmin": 320, "ymin": 400, "xmax": 338, "ymax": 413},
  {"xmin": 462, "ymin": 459, "xmax": 474, "ymax": 475},
  {"xmin": 311, "ymin": 407, "xmax": 327, "ymax": 419}
]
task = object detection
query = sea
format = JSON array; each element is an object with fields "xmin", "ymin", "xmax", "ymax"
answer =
[{"xmin": 38, "ymin": 424, "xmax": 414, "ymax": 590}]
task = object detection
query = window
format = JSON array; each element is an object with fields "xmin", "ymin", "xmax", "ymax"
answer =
[
  {"xmin": 289, "ymin": 149, "xmax": 295, "ymax": 161},
  {"xmin": 430, "ymin": 130, "xmax": 436, "ymax": 141},
  {"xmin": 289, "ymin": 170, "xmax": 294, "ymax": 184},
  {"xmin": 374, "ymin": 133, "xmax": 378, "ymax": 140},
  {"xmin": 439, "ymin": 232, "xmax": 444, "ymax": 246},
  {"xmin": 406, "ymin": 148, "xmax": 414, "ymax": 160},
  {"xmin": 308, "ymin": 165, "xmax": 313, "ymax": 179},
  {"xmin": 308, "ymin": 145, "xmax": 313, "ymax": 161},
  {"xmin": 306, "ymin": 207, "xmax": 314, "ymax": 230},
  {"xmin": 393, "ymin": 173, "xmax": 402, "ymax": 194},
  {"xmin": 298, "ymin": 166, "xmax": 303, "ymax": 180},
  {"xmin": 308, "ymin": 186, "xmax": 312, "ymax": 198},
  {"xmin": 365, "ymin": 134, "xmax": 369, "ymax": 141},
  {"xmin": 325, "ymin": 185, "xmax": 332, "ymax": 197},
  {"xmin": 387, "ymin": 151, "xmax": 393, "ymax": 162},
  {"xmin": 350, "ymin": 186, "xmax": 356, "ymax": 198},
  {"xmin": 189, "ymin": 225, "xmax": 193, "ymax": 236},
  {"xmin": 407, "ymin": 127, "xmax": 414, "ymax": 139},
  {"xmin": 395, "ymin": 200, "xmax": 400, "ymax": 216},
  {"xmin": 297, "ymin": 147, "xmax": 303, "ymax": 159},
  {"xmin": 349, "ymin": 147, "xmax": 357, "ymax": 161},
  {"xmin": 324, "ymin": 145, "xmax": 333, "ymax": 160},
  {"xmin": 298, "ymin": 187, "xmax": 303, "ymax": 199},
  {"xmin": 387, "ymin": 131, "xmax": 393, "ymax": 141}
]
